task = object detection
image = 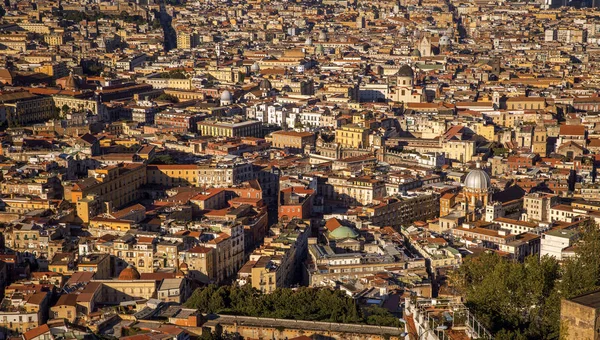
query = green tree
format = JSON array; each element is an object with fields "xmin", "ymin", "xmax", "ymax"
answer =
[
  {"xmin": 156, "ymin": 93, "xmax": 179, "ymax": 103},
  {"xmin": 184, "ymin": 285, "xmax": 394, "ymax": 327},
  {"xmin": 61, "ymin": 104, "xmax": 70, "ymax": 117},
  {"xmin": 453, "ymin": 220, "xmax": 600, "ymax": 340}
]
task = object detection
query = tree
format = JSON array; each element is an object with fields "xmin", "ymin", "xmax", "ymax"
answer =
[
  {"xmin": 156, "ymin": 93, "xmax": 179, "ymax": 103},
  {"xmin": 184, "ymin": 285, "xmax": 393, "ymax": 327},
  {"xmin": 61, "ymin": 104, "xmax": 70, "ymax": 117},
  {"xmin": 452, "ymin": 220, "xmax": 600, "ymax": 340},
  {"xmin": 51, "ymin": 106, "xmax": 61, "ymax": 120}
]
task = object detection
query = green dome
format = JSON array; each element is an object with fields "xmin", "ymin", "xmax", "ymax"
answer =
[{"xmin": 329, "ymin": 226, "xmax": 359, "ymax": 240}]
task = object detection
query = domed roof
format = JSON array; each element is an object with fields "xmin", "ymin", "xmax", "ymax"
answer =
[
  {"xmin": 329, "ymin": 226, "xmax": 359, "ymax": 240},
  {"xmin": 220, "ymin": 90, "xmax": 232, "ymax": 101},
  {"xmin": 397, "ymin": 64, "xmax": 414, "ymax": 77},
  {"xmin": 399, "ymin": 26, "xmax": 407, "ymax": 35},
  {"xmin": 64, "ymin": 72, "xmax": 79, "ymax": 90},
  {"xmin": 251, "ymin": 62, "xmax": 260, "ymax": 72},
  {"xmin": 259, "ymin": 78, "xmax": 272, "ymax": 90},
  {"xmin": 410, "ymin": 49, "xmax": 421, "ymax": 57},
  {"xmin": 179, "ymin": 261, "xmax": 188, "ymax": 270},
  {"xmin": 464, "ymin": 168, "xmax": 491, "ymax": 191},
  {"xmin": 118, "ymin": 264, "xmax": 141, "ymax": 280},
  {"xmin": 305, "ymin": 37, "xmax": 313, "ymax": 46},
  {"xmin": 318, "ymin": 31, "xmax": 327, "ymax": 41}
]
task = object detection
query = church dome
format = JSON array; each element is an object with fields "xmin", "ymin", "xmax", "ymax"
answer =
[
  {"xmin": 410, "ymin": 49, "xmax": 421, "ymax": 57},
  {"xmin": 464, "ymin": 168, "xmax": 491, "ymax": 191},
  {"xmin": 250, "ymin": 62, "xmax": 260, "ymax": 72},
  {"xmin": 118, "ymin": 264, "xmax": 141, "ymax": 280},
  {"xmin": 329, "ymin": 226, "xmax": 359, "ymax": 240},
  {"xmin": 64, "ymin": 72, "xmax": 79, "ymax": 90},
  {"xmin": 397, "ymin": 64, "xmax": 414, "ymax": 78},
  {"xmin": 318, "ymin": 31, "xmax": 327, "ymax": 41},
  {"xmin": 259, "ymin": 78, "xmax": 272, "ymax": 90},
  {"xmin": 220, "ymin": 90, "xmax": 233, "ymax": 102},
  {"xmin": 305, "ymin": 37, "xmax": 313, "ymax": 46}
]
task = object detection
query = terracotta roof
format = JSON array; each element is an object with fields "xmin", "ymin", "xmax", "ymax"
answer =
[
  {"xmin": 325, "ymin": 218, "xmax": 342, "ymax": 232},
  {"xmin": 23, "ymin": 324, "xmax": 50, "ymax": 340},
  {"xmin": 559, "ymin": 124, "xmax": 585, "ymax": 136},
  {"xmin": 54, "ymin": 293, "xmax": 78, "ymax": 307}
]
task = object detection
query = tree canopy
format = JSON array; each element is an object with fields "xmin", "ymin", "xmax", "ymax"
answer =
[
  {"xmin": 452, "ymin": 220, "xmax": 600, "ymax": 340},
  {"xmin": 156, "ymin": 93, "xmax": 179, "ymax": 103},
  {"xmin": 184, "ymin": 285, "xmax": 401, "ymax": 327}
]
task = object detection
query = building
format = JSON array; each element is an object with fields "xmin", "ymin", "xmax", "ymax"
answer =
[
  {"xmin": 176, "ymin": 31, "xmax": 199, "ymax": 49},
  {"xmin": 278, "ymin": 187, "xmax": 314, "ymax": 220},
  {"xmin": 147, "ymin": 162, "xmax": 254, "ymax": 188},
  {"xmin": 0, "ymin": 92, "xmax": 54, "ymax": 125},
  {"xmin": 540, "ymin": 229, "xmax": 579, "ymax": 261},
  {"xmin": 270, "ymin": 131, "xmax": 316, "ymax": 152},
  {"xmin": 180, "ymin": 246, "xmax": 215, "ymax": 283},
  {"xmin": 71, "ymin": 163, "xmax": 147, "ymax": 223},
  {"xmin": 524, "ymin": 193, "xmax": 557, "ymax": 222},
  {"xmin": 367, "ymin": 193, "xmax": 440, "ymax": 228},
  {"xmin": 561, "ymin": 290, "xmax": 600, "ymax": 340},
  {"xmin": 198, "ymin": 120, "xmax": 262, "ymax": 138},
  {"xmin": 335, "ymin": 124, "xmax": 369, "ymax": 148}
]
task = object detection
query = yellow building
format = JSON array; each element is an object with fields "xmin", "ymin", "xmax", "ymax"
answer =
[
  {"xmin": 34, "ymin": 62, "xmax": 69, "ymax": 79},
  {"xmin": 205, "ymin": 65, "xmax": 244, "ymax": 83},
  {"xmin": 181, "ymin": 246, "xmax": 215, "ymax": 283},
  {"xmin": 335, "ymin": 124, "xmax": 369, "ymax": 148},
  {"xmin": 250, "ymin": 256, "xmax": 278, "ymax": 293},
  {"xmin": 17, "ymin": 23, "xmax": 51, "ymax": 34},
  {"xmin": 88, "ymin": 217, "xmax": 135, "ymax": 235},
  {"xmin": 71, "ymin": 163, "xmax": 147, "ymax": 223},
  {"xmin": 442, "ymin": 140, "xmax": 476, "ymax": 163},
  {"xmin": 49, "ymin": 253, "xmax": 75, "ymax": 275},
  {"xmin": 505, "ymin": 96, "xmax": 546, "ymax": 110},
  {"xmin": 147, "ymin": 164, "xmax": 200, "ymax": 186},
  {"xmin": 476, "ymin": 123, "xmax": 495, "ymax": 142},
  {"xmin": 44, "ymin": 34, "xmax": 63, "ymax": 46},
  {"xmin": 1, "ymin": 197, "xmax": 55, "ymax": 214},
  {"xmin": 3, "ymin": 94, "xmax": 54, "ymax": 125},
  {"xmin": 176, "ymin": 31, "xmax": 199, "ymax": 49},
  {"xmin": 532, "ymin": 125, "xmax": 548, "ymax": 156},
  {"xmin": 50, "ymin": 294, "xmax": 78, "ymax": 323},
  {"xmin": 77, "ymin": 253, "xmax": 111, "ymax": 279},
  {"xmin": 270, "ymin": 131, "xmax": 315, "ymax": 151},
  {"xmin": 198, "ymin": 120, "xmax": 262, "ymax": 138}
]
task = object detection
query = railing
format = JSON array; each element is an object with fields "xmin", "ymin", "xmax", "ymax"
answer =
[{"xmin": 406, "ymin": 297, "xmax": 493, "ymax": 340}]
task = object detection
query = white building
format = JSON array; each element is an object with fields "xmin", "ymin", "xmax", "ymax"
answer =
[{"xmin": 540, "ymin": 229, "xmax": 578, "ymax": 260}]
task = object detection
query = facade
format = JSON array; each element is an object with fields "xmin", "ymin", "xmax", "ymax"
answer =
[
  {"xmin": 561, "ymin": 290, "xmax": 600, "ymax": 340},
  {"xmin": 71, "ymin": 164, "xmax": 147, "ymax": 223},
  {"xmin": 335, "ymin": 124, "xmax": 369, "ymax": 148},
  {"xmin": 270, "ymin": 131, "xmax": 316, "ymax": 152},
  {"xmin": 198, "ymin": 120, "xmax": 262, "ymax": 138}
]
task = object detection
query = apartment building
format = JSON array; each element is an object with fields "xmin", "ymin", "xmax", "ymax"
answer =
[
  {"xmin": 335, "ymin": 124, "xmax": 369, "ymax": 148},
  {"xmin": 367, "ymin": 193, "xmax": 440, "ymax": 228},
  {"xmin": 71, "ymin": 163, "xmax": 147, "ymax": 223},
  {"xmin": 270, "ymin": 131, "xmax": 316, "ymax": 152},
  {"xmin": 198, "ymin": 120, "xmax": 262, "ymax": 138}
]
